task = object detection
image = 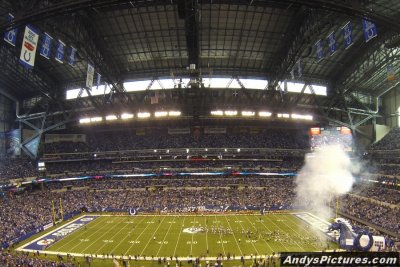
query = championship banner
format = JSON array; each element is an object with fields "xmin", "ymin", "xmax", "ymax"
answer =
[
  {"xmin": 387, "ymin": 65, "xmax": 396, "ymax": 82},
  {"xmin": 168, "ymin": 128, "xmax": 190, "ymax": 135},
  {"xmin": 45, "ymin": 134, "xmax": 86, "ymax": 143},
  {"xmin": 342, "ymin": 22, "xmax": 353, "ymax": 49},
  {"xmin": 19, "ymin": 25, "xmax": 40, "ymax": 68},
  {"xmin": 297, "ymin": 59, "xmax": 302, "ymax": 77},
  {"xmin": 362, "ymin": 18, "xmax": 377, "ymax": 42},
  {"xmin": 5, "ymin": 129, "xmax": 20, "ymax": 156},
  {"xmin": 55, "ymin": 40, "xmax": 65, "ymax": 63},
  {"xmin": 204, "ymin": 127, "xmax": 226, "ymax": 134},
  {"xmin": 314, "ymin": 39, "xmax": 324, "ymax": 61},
  {"xmin": 23, "ymin": 135, "xmax": 40, "ymax": 158},
  {"xmin": 39, "ymin": 32, "xmax": 53, "ymax": 59},
  {"xmin": 3, "ymin": 13, "xmax": 18, "ymax": 46},
  {"xmin": 327, "ymin": 31, "xmax": 337, "ymax": 56},
  {"xmin": 96, "ymin": 73, "xmax": 101, "ymax": 88},
  {"xmin": 86, "ymin": 63, "xmax": 94, "ymax": 88},
  {"xmin": 68, "ymin": 46, "xmax": 77, "ymax": 66}
]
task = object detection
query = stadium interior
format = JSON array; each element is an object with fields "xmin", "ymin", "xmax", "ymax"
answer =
[{"xmin": 0, "ymin": 0, "xmax": 399, "ymax": 266}]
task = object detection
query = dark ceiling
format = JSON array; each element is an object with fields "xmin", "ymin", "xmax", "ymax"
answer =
[{"xmin": 0, "ymin": 0, "xmax": 400, "ymax": 130}]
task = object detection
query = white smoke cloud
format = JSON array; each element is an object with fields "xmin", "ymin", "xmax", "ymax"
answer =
[{"xmin": 295, "ymin": 145, "xmax": 357, "ymax": 220}]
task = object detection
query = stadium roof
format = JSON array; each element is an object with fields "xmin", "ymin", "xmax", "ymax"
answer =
[{"xmin": 0, "ymin": 0, "xmax": 400, "ymax": 129}]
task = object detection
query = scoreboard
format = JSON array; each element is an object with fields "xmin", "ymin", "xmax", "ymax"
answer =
[{"xmin": 310, "ymin": 127, "xmax": 352, "ymax": 151}]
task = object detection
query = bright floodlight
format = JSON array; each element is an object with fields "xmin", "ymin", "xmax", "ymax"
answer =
[
  {"xmin": 186, "ymin": 148, "xmax": 189, "ymax": 153},
  {"xmin": 259, "ymin": 111, "xmax": 272, "ymax": 117},
  {"xmin": 169, "ymin": 111, "xmax": 181, "ymax": 116},
  {"xmin": 137, "ymin": 112, "xmax": 151, "ymax": 118},
  {"xmin": 211, "ymin": 110, "xmax": 223, "ymax": 116},
  {"xmin": 241, "ymin": 111, "xmax": 255, "ymax": 116},
  {"xmin": 90, "ymin": 117, "xmax": 102, "ymax": 122},
  {"xmin": 105, "ymin": 115, "xmax": 117, "ymax": 121},
  {"xmin": 121, "ymin": 113, "xmax": 134, "ymax": 119},
  {"xmin": 291, "ymin": 114, "xmax": 313, "ymax": 121},
  {"xmin": 79, "ymin": 118, "xmax": 90, "ymax": 124},
  {"xmin": 277, "ymin": 113, "xmax": 290, "ymax": 118},
  {"xmin": 224, "ymin": 110, "xmax": 237, "ymax": 116},
  {"xmin": 155, "ymin": 111, "xmax": 168, "ymax": 117}
]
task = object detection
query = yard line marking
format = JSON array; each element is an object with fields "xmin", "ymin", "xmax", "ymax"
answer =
[
  {"xmin": 64, "ymin": 217, "xmax": 116, "ymax": 253},
  {"xmin": 214, "ymin": 214, "xmax": 226, "ymax": 256},
  {"xmin": 156, "ymin": 215, "xmax": 176, "ymax": 257},
  {"xmin": 172, "ymin": 216, "xmax": 186, "ymax": 257},
  {"xmin": 250, "ymin": 215, "xmax": 289, "ymax": 252},
  {"xmin": 284, "ymin": 214, "xmax": 321, "ymax": 250},
  {"xmin": 253, "ymin": 215, "xmax": 290, "ymax": 252},
  {"xmin": 204, "ymin": 216, "xmax": 209, "ymax": 254},
  {"xmin": 234, "ymin": 215, "xmax": 260, "ymax": 255},
  {"xmin": 95, "ymin": 217, "xmax": 140, "ymax": 254},
  {"xmin": 50, "ymin": 216, "xmax": 103, "ymax": 251},
  {"xmin": 259, "ymin": 215, "xmax": 304, "ymax": 251},
  {"xmin": 223, "ymin": 214, "xmax": 243, "ymax": 256},
  {"xmin": 80, "ymin": 217, "xmax": 125, "ymax": 254},
  {"xmin": 139, "ymin": 216, "xmax": 167, "ymax": 257},
  {"xmin": 109, "ymin": 216, "xmax": 147, "ymax": 254},
  {"xmin": 123, "ymin": 216, "xmax": 157, "ymax": 256}
]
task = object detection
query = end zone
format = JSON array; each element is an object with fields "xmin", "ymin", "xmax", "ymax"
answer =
[{"xmin": 16, "ymin": 215, "xmax": 99, "ymax": 253}]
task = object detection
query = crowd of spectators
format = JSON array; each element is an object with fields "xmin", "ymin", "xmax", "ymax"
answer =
[
  {"xmin": 0, "ymin": 251, "xmax": 74, "ymax": 267},
  {"xmin": 352, "ymin": 183, "xmax": 400, "ymax": 204},
  {"xmin": 339, "ymin": 194, "xmax": 400, "ymax": 235},
  {"xmin": 1, "ymin": 176, "xmax": 399, "ymax": 251},
  {"xmin": 0, "ymin": 157, "xmax": 38, "ymax": 180},
  {"xmin": 44, "ymin": 130, "xmax": 310, "ymax": 155},
  {"xmin": 370, "ymin": 128, "xmax": 400, "ymax": 150}
]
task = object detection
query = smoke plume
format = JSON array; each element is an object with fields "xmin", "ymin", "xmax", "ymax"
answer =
[{"xmin": 295, "ymin": 145, "xmax": 357, "ymax": 220}]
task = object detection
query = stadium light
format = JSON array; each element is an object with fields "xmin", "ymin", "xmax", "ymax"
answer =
[
  {"xmin": 237, "ymin": 148, "xmax": 240, "ymax": 152},
  {"xmin": 155, "ymin": 111, "xmax": 168, "ymax": 117},
  {"xmin": 121, "ymin": 113, "xmax": 134, "ymax": 119},
  {"xmin": 224, "ymin": 110, "xmax": 238, "ymax": 116},
  {"xmin": 291, "ymin": 114, "xmax": 313, "ymax": 121},
  {"xmin": 169, "ymin": 111, "xmax": 181, "ymax": 116},
  {"xmin": 186, "ymin": 148, "xmax": 189, "ymax": 153},
  {"xmin": 90, "ymin": 117, "xmax": 103, "ymax": 122},
  {"xmin": 241, "ymin": 111, "xmax": 255, "ymax": 116},
  {"xmin": 259, "ymin": 111, "xmax": 272, "ymax": 117},
  {"xmin": 137, "ymin": 112, "xmax": 151, "ymax": 118},
  {"xmin": 154, "ymin": 149, "xmax": 157, "ymax": 152},
  {"xmin": 105, "ymin": 115, "xmax": 118, "ymax": 121},
  {"xmin": 211, "ymin": 110, "xmax": 223, "ymax": 116},
  {"xmin": 277, "ymin": 113, "xmax": 290, "ymax": 118},
  {"xmin": 79, "ymin": 118, "xmax": 90, "ymax": 124}
]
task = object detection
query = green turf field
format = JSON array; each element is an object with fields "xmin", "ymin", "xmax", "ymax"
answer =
[{"xmin": 35, "ymin": 213, "xmax": 337, "ymax": 260}]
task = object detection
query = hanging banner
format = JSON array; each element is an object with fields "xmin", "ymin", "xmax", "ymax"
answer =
[
  {"xmin": 39, "ymin": 32, "xmax": 53, "ymax": 59},
  {"xmin": 55, "ymin": 40, "xmax": 65, "ymax": 63},
  {"xmin": 362, "ymin": 18, "xmax": 377, "ymax": 42},
  {"xmin": 342, "ymin": 22, "xmax": 353, "ymax": 49},
  {"xmin": 297, "ymin": 59, "xmax": 302, "ymax": 78},
  {"xmin": 387, "ymin": 65, "xmax": 396, "ymax": 82},
  {"xmin": 23, "ymin": 135, "xmax": 41, "ymax": 158},
  {"xmin": 5, "ymin": 129, "xmax": 20, "ymax": 156},
  {"xmin": 19, "ymin": 25, "xmax": 40, "ymax": 68},
  {"xmin": 315, "ymin": 39, "xmax": 324, "ymax": 61},
  {"xmin": 327, "ymin": 32, "xmax": 337, "ymax": 56},
  {"xmin": 3, "ymin": 13, "xmax": 18, "ymax": 46},
  {"xmin": 68, "ymin": 46, "xmax": 77, "ymax": 66},
  {"xmin": 86, "ymin": 63, "xmax": 94, "ymax": 89},
  {"xmin": 96, "ymin": 73, "xmax": 101, "ymax": 88}
]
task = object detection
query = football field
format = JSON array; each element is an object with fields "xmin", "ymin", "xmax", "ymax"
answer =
[{"xmin": 20, "ymin": 213, "xmax": 337, "ymax": 261}]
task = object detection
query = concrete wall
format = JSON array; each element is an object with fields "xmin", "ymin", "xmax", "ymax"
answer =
[{"xmin": 381, "ymin": 85, "xmax": 400, "ymax": 128}]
